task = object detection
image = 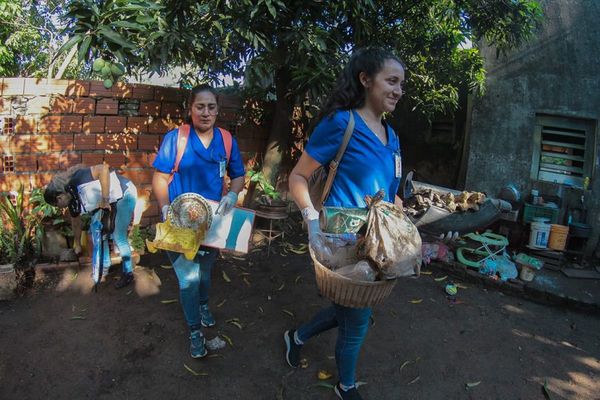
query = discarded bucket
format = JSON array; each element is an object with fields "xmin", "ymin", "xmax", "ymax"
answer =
[
  {"xmin": 548, "ymin": 224, "xmax": 569, "ymax": 251},
  {"xmin": 529, "ymin": 220, "xmax": 551, "ymax": 248}
]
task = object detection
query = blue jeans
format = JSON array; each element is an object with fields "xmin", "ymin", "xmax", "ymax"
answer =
[
  {"xmin": 94, "ymin": 181, "xmax": 137, "ymax": 274},
  {"xmin": 297, "ymin": 303, "xmax": 372, "ymax": 387},
  {"xmin": 167, "ymin": 247, "xmax": 218, "ymax": 331}
]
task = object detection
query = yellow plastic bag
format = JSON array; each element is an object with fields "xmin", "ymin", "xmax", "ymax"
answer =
[
  {"xmin": 357, "ymin": 191, "xmax": 422, "ymax": 278},
  {"xmin": 146, "ymin": 219, "xmax": 207, "ymax": 261}
]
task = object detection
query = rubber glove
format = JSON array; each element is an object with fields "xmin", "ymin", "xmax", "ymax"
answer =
[
  {"xmin": 302, "ymin": 207, "xmax": 333, "ymax": 260},
  {"xmin": 161, "ymin": 205, "xmax": 169, "ymax": 221},
  {"xmin": 438, "ymin": 231, "xmax": 460, "ymax": 243},
  {"xmin": 216, "ymin": 191, "xmax": 238, "ymax": 216}
]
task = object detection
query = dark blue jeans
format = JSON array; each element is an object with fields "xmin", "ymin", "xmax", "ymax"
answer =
[
  {"xmin": 167, "ymin": 247, "xmax": 218, "ymax": 331},
  {"xmin": 297, "ymin": 303, "xmax": 372, "ymax": 387}
]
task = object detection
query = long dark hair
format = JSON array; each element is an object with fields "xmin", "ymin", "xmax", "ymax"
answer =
[
  {"xmin": 43, "ymin": 164, "xmax": 87, "ymax": 206},
  {"xmin": 184, "ymin": 84, "xmax": 220, "ymax": 124},
  {"xmin": 318, "ymin": 47, "xmax": 405, "ymax": 121}
]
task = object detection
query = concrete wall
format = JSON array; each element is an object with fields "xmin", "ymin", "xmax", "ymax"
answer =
[
  {"xmin": 0, "ymin": 78, "xmax": 268, "ymax": 226},
  {"xmin": 465, "ymin": 0, "xmax": 600, "ymax": 254}
]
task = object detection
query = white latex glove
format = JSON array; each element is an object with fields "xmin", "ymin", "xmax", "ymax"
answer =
[
  {"xmin": 216, "ymin": 191, "xmax": 238, "ymax": 216},
  {"xmin": 438, "ymin": 231, "xmax": 460, "ymax": 243},
  {"xmin": 161, "ymin": 205, "xmax": 169, "ymax": 221},
  {"xmin": 302, "ymin": 207, "xmax": 333, "ymax": 260}
]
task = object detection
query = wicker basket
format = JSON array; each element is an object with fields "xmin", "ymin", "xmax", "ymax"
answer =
[{"xmin": 311, "ymin": 249, "xmax": 396, "ymax": 308}]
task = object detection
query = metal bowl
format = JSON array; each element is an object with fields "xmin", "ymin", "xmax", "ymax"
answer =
[{"xmin": 168, "ymin": 193, "xmax": 213, "ymax": 231}]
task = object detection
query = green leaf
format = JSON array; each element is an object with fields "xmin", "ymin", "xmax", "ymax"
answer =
[
  {"xmin": 98, "ymin": 26, "xmax": 136, "ymax": 49},
  {"xmin": 77, "ymin": 36, "xmax": 92, "ymax": 64}
]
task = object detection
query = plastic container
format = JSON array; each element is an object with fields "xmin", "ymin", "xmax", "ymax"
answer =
[
  {"xmin": 529, "ymin": 220, "xmax": 551, "ymax": 248},
  {"xmin": 519, "ymin": 264, "xmax": 537, "ymax": 282},
  {"xmin": 548, "ymin": 224, "xmax": 569, "ymax": 251},
  {"xmin": 335, "ymin": 260, "xmax": 376, "ymax": 282},
  {"xmin": 522, "ymin": 203, "xmax": 559, "ymax": 224}
]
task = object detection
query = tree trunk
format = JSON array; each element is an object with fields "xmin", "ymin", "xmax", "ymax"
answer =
[{"xmin": 261, "ymin": 66, "xmax": 293, "ymax": 188}]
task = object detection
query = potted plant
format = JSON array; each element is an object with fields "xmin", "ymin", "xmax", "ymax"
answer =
[
  {"xmin": 29, "ymin": 188, "xmax": 74, "ymax": 261},
  {"xmin": 0, "ymin": 185, "xmax": 43, "ymax": 294},
  {"xmin": 247, "ymin": 170, "xmax": 288, "ymax": 214}
]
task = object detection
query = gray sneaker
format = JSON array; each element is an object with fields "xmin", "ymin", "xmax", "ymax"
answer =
[
  {"xmin": 189, "ymin": 330, "xmax": 207, "ymax": 358},
  {"xmin": 200, "ymin": 304, "xmax": 216, "ymax": 327}
]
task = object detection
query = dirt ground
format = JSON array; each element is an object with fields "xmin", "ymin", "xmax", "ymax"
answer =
[{"xmin": 1, "ymin": 230, "xmax": 599, "ymax": 400}]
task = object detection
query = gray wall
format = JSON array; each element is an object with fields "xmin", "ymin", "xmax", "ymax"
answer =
[{"xmin": 465, "ymin": 0, "xmax": 600, "ymax": 255}]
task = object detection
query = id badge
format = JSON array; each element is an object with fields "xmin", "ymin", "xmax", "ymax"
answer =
[
  {"xmin": 394, "ymin": 153, "xmax": 402, "ymax": 178},
  {"xmin": 219, "ymin": 160, "xmax": 226, "ymax": 177}
]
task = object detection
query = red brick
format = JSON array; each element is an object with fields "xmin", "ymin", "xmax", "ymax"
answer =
[
  {"xmin": 96, "ymin": 133, "xmax": 136, "ymax": 151},
  {"xmin": 2, "ymin": 78, "xmax": 25, "ymax": 96},
  {"xmin": 131, "ymin": 84, "xmax": 155, "ymax": 101},
  {"xmin": 83, "ymin": 116, "xmax": 105, "ymax": 133},
  {"xmin": 73, "ymin": 98, "xmax": 96, "ymax": 114},
  {"xmin": 11, "ymin": 135, "xmax": 30, "ymax": 154},
  {"xmin": 105, "ymin": 116, "xmax": 126, "ymax": 133},
  {"xmin": 30, "ymin": 172, "xmax": 54, "ymax": 187},
  {"xmin": 139, "ymin": 101, "xmax": 161, "ymax": 116},
  {"xmin": 126, "ymin": 152, "xmax": 149, "ymax": 167},
  {"xmin": 66, "ymin": 80, "xmax": 91, "ymax": 97},
  {"xmin": 96, "ymin": 98, "xmax": 119, "ymax": 115},
  {"xmin": 39, "ymin": 116, "xmax": 62, "ymax": 133},
  {"xmin": 15, "ymin": 154, "xmax": 37, "ymax": 172},
  {"xmin": 74, "ymin": 134, "xmax": 96, "ymax": 150},
  {"xmin": 50, "ymin": 96, "xmax": 73, "ymax": 113},
  {"xmin": 154, "ymin": 86, "xmax": 186, "ymax": 102},
  {"xmin": 112, "ymin": 81, "xmax": 132, "ymax": 98},
  {"xmin": 161, "ymin": 102, "xmax": 184, "ymax": 118},
  {"xmin": 127, "ymin": 117, "xmax": 148, "ymax": 134},
  {"xmin": 137, "ymin": 134, "xmax": 159, "ymax": 151},
  {"xmin": 30, "ymin": 134, "xmax": 52, "ymax": 152},
  {"xmin": 50, "ymin": 134, "xmax": 75, "ymax": 151},
  {"xmin": 61, "ymin": 115, "xmax": 83, "ymax": 133},
  {"xmin": 14, "ymin": 116, "xmax": 38, "ymax": 134},
  {"xmin": 26, "ymin": 96, "xmax": 51, "ymax": 114},
  {"xmin": 148, "ymin": 118, "xmax": 176, "ymax": 134},
  {"xmin": 82, "ymin": 152, "xmax": 105, "ymax": 165},
  {"xmin": 42, "ymin": 153, "xmax": 61, "ymax": 170},
  {"xmin": 104, "ymin": 153, "xmax": 127, "ymax": 168},
  {"xmin": 89, "ymin": 81, "xmax": 113, "ymax": 97},
  {"xmin": 59, "ymin": 152, "xmax": 82, "ymax": 169}
]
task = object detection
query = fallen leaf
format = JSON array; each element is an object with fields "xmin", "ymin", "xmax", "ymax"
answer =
[
  {"xmin": 277, "ymin": 282, "xmax": 285, "ymax": 291},
  {"xmin": 258, "ymin": 306, "xmax": 264, "ymax": 314},
  {"xmin": 70, "ymin": 316, "xmax": 86, "ymax": 320},
  {"xmin": 222, "ymin": 271, "xmax": 231, "ymax": 283},
  {"xmin": 410, "ymin": 299, "xmax": 423, "ymax": 304},
  {"xmin": 228, "ymin": 320, "xmax": 243, "ymax": 330},
  {"xmin": 161, "ymin": 299, "xmax": 178, "ymax": 304},
  {"xmin": 317, "ymin": 370, "xmax": 332, "ymax": 380},
  {"xmin": 434, "ymin": 275, "xmax": 448, "ymax": 282},
  {"xmin": 160, "ymin": 264, "xmax": 173, "ymax": 269},
  {"xmin": 288, "ymin": 247, "xmax": 307, "ymax": 254},
  {"xmin": 216, "ymin": 299, "xmax": 227, "ymax": 308},
  {"xmin": 294, "ymin": 275, "xmax": 303, "ymax": 284},
  {"xmin": 300, "ymin": 358, "xmax": 308, "ymax": 368},
  {"xmin": 221, "ymin": 334, "xmax": 233, "ymax": 346},
  {"xmin": 400, "ymin": 360, "xmax": 412, "ymax": 370},
  {"xmin": 408, "ymin": 375, "xmax": 420, "ymax": 385},
  {"xmin": 184, "ymin": 363, "xmax": 208, "ymax": 376},
  {"xmin": 126, "ymin": 289, "xmax": 133, "ymax": 296},
  {"xmin": 282, "ymin": 309, "xmax": 295, "ymax": 318},
  {"xmin": 313, "ymin": 382, "xmax": 335, "ymax": 389},
  {"xmin": 243, "ymin": 277, "xmax": 251, "ymax": 287},
  {"xmin": 465, "ymin": 381, "xmax": 481, "ymax": 389},
  {"xmin": 239, "ymin": 272, "xmax": 251, "ymax": 276},
  {"xmin": 70, "ymin": 272, "xmax": 78, "ymax": 282},
  {"xmin": 232, "ymin": 256, "xmax": 245, "ymax": 261},
  {"xmin": 456, "ymin": 284, "xmax": 469, "ymax": 289},
  {"xmin": 207, "ymin": 354, "xmax": 224, "ymax": 358},
  {"xmin": 355, "ymin": 381, "xmax": 367, "ymax": 387},
  {"xmin": 420, "ymin": 271, "xmax": 432, "ymax": 275}
]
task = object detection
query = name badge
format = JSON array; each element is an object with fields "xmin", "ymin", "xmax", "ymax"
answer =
[
  {"xmin": 394, "ymin": 153, "xmax": 402, "ymax": 178},
  {"xmin": 219, "ymin": 160, "xmax": 226, "ymax": 177}
]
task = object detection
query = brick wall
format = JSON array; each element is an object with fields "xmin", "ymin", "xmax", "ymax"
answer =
[{"xmin": 0, "ymin": 78, "xmax": 269, "ymax": 226}]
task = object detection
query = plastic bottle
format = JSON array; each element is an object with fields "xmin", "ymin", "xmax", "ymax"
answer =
[{"xmin": 335, "ymin": 260, "xmax": 376, "ymax": 281}]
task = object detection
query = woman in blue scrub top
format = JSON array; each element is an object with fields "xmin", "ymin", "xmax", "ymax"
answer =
[
  {"xmin": 285, "ymin": 48, "xmax": 405, "ymax": 400},
  {"xmin": 152, "ymin": 85, "xmax": 245, "ymax": 359}
]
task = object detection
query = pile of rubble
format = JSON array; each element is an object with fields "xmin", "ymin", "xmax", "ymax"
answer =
[{"xmin": 404, "ymin": 189, "xmax": 487, "ymax": 217}]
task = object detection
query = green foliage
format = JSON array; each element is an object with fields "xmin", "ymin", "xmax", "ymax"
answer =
[
  {"xmin": 0, "ymin": 186, "xmax": 42, "ymax": 268},
  {"xmin": 128, "ymin": 225, "xmax": 146, "ymax": 253},
  {"xmin": 247, "ymin": 170, "xmax": 281, "ymax": 203},
  {"xmin": 29, "ymin": 188, "xmax": 72, "ymax": 238}
]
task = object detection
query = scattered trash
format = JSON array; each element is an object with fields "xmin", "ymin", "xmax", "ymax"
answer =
[
  {"xmin": 206, "ymin": 336, "xmax": 227, "ymax": 351},
  {"xmin": 445, "ymin": 282, "xmax": 458, "ymax": 296},
  {"xmin": 317, "ymin": 370, "xmax": 332, "ymax": 380}
]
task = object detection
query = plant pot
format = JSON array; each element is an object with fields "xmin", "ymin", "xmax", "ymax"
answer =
[
  {"xmin": 0, "ymin": 264, "xmax": 17, "ymax": 300},
  {"xmin": 256, "ymin": 202, "xmax": 289, "ymax": 215}
]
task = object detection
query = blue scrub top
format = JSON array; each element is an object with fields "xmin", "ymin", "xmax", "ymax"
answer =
[
  {"xmin": 306, "ymin": 110, "xmax": 401, "ymax": 208},
  {"xmin": 153, "ymin": 126, "xmax": 246, "ymax": 202}
]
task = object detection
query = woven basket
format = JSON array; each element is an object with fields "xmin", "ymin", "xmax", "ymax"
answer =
[{"xmin": 311, "ymin": 249, "xmax": 396, "ymax": 308}]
